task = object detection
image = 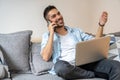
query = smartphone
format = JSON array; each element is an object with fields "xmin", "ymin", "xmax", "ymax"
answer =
[
  {"xmin": 47, "ymin": 21, "xmax": 51, "ymax": 27},
  {"xmin": 47, "ymin": 21, "xmax": 57, "ymax": 31}
]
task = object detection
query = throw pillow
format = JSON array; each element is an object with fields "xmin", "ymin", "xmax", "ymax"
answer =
[
  {"xmin": 0, "ymin": 30, "xmax": 32, "ymax": 72},
  {"xmin": 30, "ymin": 42, "xmax": 53, "ymax": 76},
  {"xmin": 0, "ymin": 47, "xmax": 10, "ymax": 78}
]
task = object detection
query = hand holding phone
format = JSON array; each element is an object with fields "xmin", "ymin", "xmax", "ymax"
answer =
[{"xmin": 47, "ymin": 21, "xmax": 58, "ymax": 32}]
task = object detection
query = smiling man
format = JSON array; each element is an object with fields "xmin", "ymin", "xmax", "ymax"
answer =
[{"xmin": 40, "ymin": 5, "xmax": 120, "ymax": 80}]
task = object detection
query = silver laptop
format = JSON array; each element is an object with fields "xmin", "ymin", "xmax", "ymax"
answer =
[{"xmin": 75, "ymin": 36, "xmax": 110, "ymax": 66}]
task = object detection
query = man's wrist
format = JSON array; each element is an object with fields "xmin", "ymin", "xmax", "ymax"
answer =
[{"xmin": 98, "ymin": 22, "xmax": 104, "ymax": 27}]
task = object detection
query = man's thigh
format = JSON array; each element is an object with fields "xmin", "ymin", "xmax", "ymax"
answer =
[
  {"xmin": 80, "ymin": 59, "xmax": 120, "ymax": 74},
  {"xmin": 93, "ymin": 59, "xmax": 120, "ymax": 74},
  {"xmin": 79, "ymin": 60, "xmax": 100, "ymax": 71}
]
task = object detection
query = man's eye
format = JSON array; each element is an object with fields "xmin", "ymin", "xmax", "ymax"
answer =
[
  {"xmin": 51, "ymin": 15, "xmax": 56, "ymax": 18},
  {"xmin": 58, "ymin": 12, "xmax": 61, "ymax": 15}
]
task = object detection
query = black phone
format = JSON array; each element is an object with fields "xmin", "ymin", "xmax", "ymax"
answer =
[
  {"xmin": 48, "ymin": 21, "xmax": 57, "ymax": 31},
  {"xmin": 47, "ymin": 21, "xmax": 51, "ymax": 27}
]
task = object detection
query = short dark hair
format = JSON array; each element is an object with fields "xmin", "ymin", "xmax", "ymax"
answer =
[{"xmin": 43, "ymin": 5, "xmax": 57, "ymax": 21}]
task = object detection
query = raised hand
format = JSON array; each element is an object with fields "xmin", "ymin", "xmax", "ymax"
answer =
[{"xmin": 99, "ymin": 11, "xmax": 108, "ymax": 27}]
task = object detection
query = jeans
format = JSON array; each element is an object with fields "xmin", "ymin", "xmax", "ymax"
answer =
[{"xmin": 54, "ymin": 59, "xmax": 120, "ymax": 80}]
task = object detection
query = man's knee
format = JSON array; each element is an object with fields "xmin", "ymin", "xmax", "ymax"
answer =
[
  {"xmin": 111, "ymin": 60, "xmax": 120, "ymax": 73},
  {"xmin": 103, "ymin": 59, "xmax": 120, "ymax": 75},
  {"xmin": 54, "ymin": 60, "xmax": 70, "ymax": 73},
  {"xmin": 95, "ymin": 59, "xmax": 120, "ymax": 73},
  {"xmin": 54, "ymin": 60, "xmax": 73, "ymax": 77},
  {"xmin": 107, "ymin": 60, "xmax": 120, "ymax": 80}
]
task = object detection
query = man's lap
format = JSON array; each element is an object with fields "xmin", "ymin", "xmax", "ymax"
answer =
[
  {"xmin": 54, "ymin": 59, "xmax": 120, "ymax": 79},
  {"xmin": 80, "ymin": 59, "xmax": 120, "ymax": 74}
]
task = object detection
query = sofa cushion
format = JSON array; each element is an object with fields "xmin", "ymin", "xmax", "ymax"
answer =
[
  {"xmin": 1, "ymin": 78, "xmax": 12, "ymax": 80},
  {"xmin": 0, "ymin": 47, "xmax": 10, "ymax": 79},
  {"xmin": 0, "ymin": 65, "xmax": 10, "ymax": 79},
  {"xmin": 0, "ymin": 30, "xmax": 32, "ymax": 72},
  {"xmin": 11, "ymin": 73, "xmax": 106, "ymax": 80},
  {"xmin": 0, "ymin": 64, "xmax": 5, "ymax": 78},
  {"xmin": 30, "ymin": 42, "xmax": 53, "ymax": 75},
  {"xmin": 11, "ymin": 73, "xmax": 63, "ymax": 80}
]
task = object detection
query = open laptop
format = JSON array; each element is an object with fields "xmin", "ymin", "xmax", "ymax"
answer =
[{"xmin": 75, "ymin": 36, "xmax": 110, "ymax": 66}]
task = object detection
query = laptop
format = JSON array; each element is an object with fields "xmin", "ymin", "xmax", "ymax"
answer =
[{"xmin": 75, "ymin": 36, "xmax": 110, "ymax": 66}]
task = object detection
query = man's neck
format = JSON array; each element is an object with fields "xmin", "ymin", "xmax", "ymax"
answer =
[{"xmin": 56, "ymin": 26, "xmax": 68, "ymax": 36}]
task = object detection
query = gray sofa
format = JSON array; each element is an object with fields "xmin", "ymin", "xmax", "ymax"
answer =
[{"xmin": 0, "ymin": 30, "xmax": 120, "ymax": 80}]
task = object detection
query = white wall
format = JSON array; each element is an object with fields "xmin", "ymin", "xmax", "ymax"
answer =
[
  {"xmin": 0, "ymin": 0, "xmax": 120, "ymax": 38},
  {"xmin": 90, "ymin": 0, "xmax": 120, "ymax": 34}
]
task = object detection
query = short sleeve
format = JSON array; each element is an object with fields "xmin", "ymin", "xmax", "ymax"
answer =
[
  {"xmin": 78, "ymin": 29, "xmax": 94, "ymax": 41},
  {"xmin": 40, "ymin": 33, "xmax": 49, "ymax": 55}
]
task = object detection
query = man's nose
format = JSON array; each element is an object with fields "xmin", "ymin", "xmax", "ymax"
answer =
[{"xmin": 56, "ymin": 15, "xmax": 61, "ymax": 19}]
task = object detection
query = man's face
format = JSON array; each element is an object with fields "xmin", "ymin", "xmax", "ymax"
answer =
[{"xmin": 47, "ymin": 9, "xmax": 64, "ymax": 28}]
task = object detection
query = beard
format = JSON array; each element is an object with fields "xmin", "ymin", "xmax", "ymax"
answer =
[
  {"xmin": 56, "ymin": 24, "xmax": 64, "ymax": 28},
  {"xmin": 55, "ymin": 18, "xmax": 64, "ymax": 28}
]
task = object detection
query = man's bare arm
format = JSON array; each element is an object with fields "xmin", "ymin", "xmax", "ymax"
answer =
[
  {"xmin": 96, "ymin": 11, "xmax": 108, "ymax": 38},
  {"xmin": 41, "ymin": 33, "xmax": 54, "ymax": 61},
  {"xmin": 41, "ymin": 22, "xmax": 57, "ymax": 61}
]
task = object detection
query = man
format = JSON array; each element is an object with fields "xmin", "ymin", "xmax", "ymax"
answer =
[{"xmin": 40, "ymin": 5, "xmax": 120, "ymax": 80}]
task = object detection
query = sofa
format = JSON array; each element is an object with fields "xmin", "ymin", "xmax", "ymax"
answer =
[{"xmin": 0, "ymin": 30, "xmax": 120, "ymax": 80}]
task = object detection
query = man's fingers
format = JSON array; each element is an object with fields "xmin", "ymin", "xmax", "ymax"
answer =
[
  {"xmin": 102, "ymin": 11, "xmax": 108, "ymax": 17},
  {"xmin": 99, "ymin": 11, "xmax": 108, "ymax": 26}
]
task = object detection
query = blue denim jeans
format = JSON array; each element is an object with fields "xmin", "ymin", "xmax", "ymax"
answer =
[{"xmin": 54, "ymin": 59, "xmax": 120, "ymax": 80}]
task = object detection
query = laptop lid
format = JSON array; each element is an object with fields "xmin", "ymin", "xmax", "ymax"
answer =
[{"xmin": 75, "ymin": 36, "xmax": 110, "ymax": 66}]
